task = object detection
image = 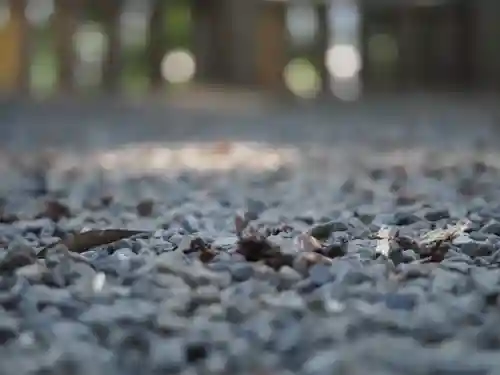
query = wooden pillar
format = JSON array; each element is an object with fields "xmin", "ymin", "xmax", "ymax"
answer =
[
  {"xmin": 256, "ymin": 2, "xmax": 288, "ymax": 92},
  {"xmin": 465, "ymin": 1, "xmax": 495, "ymax": 91},
  {"xmin": 191, "ymin": 0, "xmax": 216, "ymax": 84},
  {"xmin": 53, "ymin": 0, "xmax": 82, "ymax": 93},
  {"xmin": 456, "ymin": 0, "xmax": 475, "ymax": 89},
  {"xmin": 101, "ymin": 0, "xmax": 123, "ymax": 93},
  {"xmin": 225, "ymin": 0, "xmax": 259, "ymax": 86},
  {"xmin": 398, "ymin": 5, "xmax": 418, "ymax": 90},
  {"xmin": 316, "ymin": 4, "xmax": 330, "ymax": 96},
  {"xmin": 146, "ymin": 0, "xmax": 167, "ymax": 91},
  {"xmin": 2, "ymin": 0, "xmax": 30, "ymax": 95}
]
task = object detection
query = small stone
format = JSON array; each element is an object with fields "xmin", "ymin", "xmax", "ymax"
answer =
[
  {"xmin": 293, "ymin": 252, "xmax": 332, "ymax": 276},
  {"xmin": 150, "ymin": 339, "xmax": 186, "ymax": 373},
  {"xmin": 468, "ymin": 231, "xmax": 489, "ymax": 241},
  {"xmin": 156, "ymin": 313, "xmax": 189, "ymax": 334},
  {"xmin": 230, "ymin": 263, "xmax": 254, "ymax": 282},
  {"xmin": 391, "ymin": 211, "xmax": 420, "ymax": 226},
  {"xmin": 176, "ymin": 235, "xmax": 194, "ymax": 252},
  {"xmin": 79, "ymin": 299, "xmax": 156, "ymax": 326},
  {"xmin": 424, "ymin": 208, "xmax": 450, "ymax": 222},
  {"xmin": 384, "ymin": 293, "xmax": 417, "ymax": 310},
  {"xmin": 112, "ymin": 248, "xmax": 136, "ymax": 260},
  {"xmin": 137, "ymin": 199, "xmax": 154, "ymax": 217},
  {"xmin": 481, "ymin": 220, "xmax": 500, "ymax": 236},
  {"xmin": 278, "ymin": 266, "xmax": 303, "ymax": 289},
  {"xmin": 212, "ymin": 236, "xmax": 239, "ymax": 250},
  {"xmin": 323, "ymin": 237, "xmax": 348, "ymax": 258},
  {"xmin": 245, "ymin": 198, "xmax": 267, "ymax": 220},
  {"xmin": 0, "ymin": 244, "xmax": 37, "ymax": 273},
  {"xmin": 42, "ymin": 200, "xmax": 71, "ymax": 222},
  {"xmin": 470, "ymin": 267, "xmax": 500, "ymax": 295},
  {"xmin": 181, "ymin": 215, "xmax": 199, "ymax": 233},
  {"xmin": 14, "ymin": 218, "xmax": 54, "ymax": 233},
  {"xmin": 0, "ymin": 313, "xmax": 19, "ymax": 343},
  {"xmin": 310, "ymin": 221, "xmax": 348, "ymax": 239},
  {"xmin": 309, "ymin": 263, "xmax": 334, "ymax": 286},
  {"xmin": 15, "ymin": 262, "xmax": 47, "ymax": 283},
  {"xmin": 401, "ymin": 249, "xmax": 418, "ymax": 262}
]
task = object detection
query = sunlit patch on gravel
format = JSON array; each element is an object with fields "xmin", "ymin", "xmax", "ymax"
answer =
[{"xmin": 91, "ymin": 141, "xmax": 301, "ymax": 173}]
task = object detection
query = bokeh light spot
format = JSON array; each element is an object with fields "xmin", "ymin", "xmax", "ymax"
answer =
[
  {"xmin": 283, "ymin": 58, "xmax": 321, "ymax": 99},
  {"xmin": 161, "ymin": 49, "xmax": 196, "ymax": 84}
]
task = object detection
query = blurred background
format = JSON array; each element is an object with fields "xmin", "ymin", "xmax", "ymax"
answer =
[
  {"xmin": 0, "ymin": 0, "xmax": 498, "ymax": 166},
  {"xmin": 1, "ymin": 0, "xmax": 498, "ymax": 103}
]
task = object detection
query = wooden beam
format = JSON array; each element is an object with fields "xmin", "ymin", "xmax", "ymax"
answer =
[
  {"xmin": 146, "ymin": 0, "xmax": 167, "ymax": 91},
  {"xmin": 53, "ymin": 0, "xmax": 82, "ymax": 93},
  {"xmin": 256, "ymin": 2, "xmax": 288, "ymax": 92},
  {"xmin": 4, "ymin": 0, "xmax": 30, "ymax": 95},
  {"xmin": 100, "ymin": 0, "xmax": 123, "ymax": 93}
]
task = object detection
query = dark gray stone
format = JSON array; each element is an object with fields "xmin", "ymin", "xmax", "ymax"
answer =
[
  {"xmin": 481, "ymin": 220, "xmax": 500, "ymax": 236},
  {"xmin": 230, "ymin": 263, "xmax": 254, "ymax": 282},
  {"xmin": 309, "ymin": 264, "xmax": 335, "ymax": 286},
  {"xmin": 0, "ymin": 244, "xmax": 37, "ymax": 273},
  {"xmin": 423, "ymin": 208, "xmax": 450, "ymax": 222},
  {"xmin": 453, "ymin": 234, "xmax": 494, "ymax": 257},
  {"xmin": 310, "ymin": 221, "xmax": 348, "ymax": 239},
  {"xmin": 384, "ymin": 293, "xmax": 417, "ymax": 310}
]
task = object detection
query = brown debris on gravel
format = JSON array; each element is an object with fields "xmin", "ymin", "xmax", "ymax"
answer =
[
  {"xmin": 37, "ymin": 229, "xmax": 147, "ymax": 258},
  {"xmin": 40, "ymin": 200, "xmax": 71, "ymax": 222},
  {"xmin": 417, "ymin": 219, "xmax": 471, "ymax": 262},
  {"xmin": 136, "ymin": 198, "xmax": 155, "ymax": 217},
  {"xmin": 234, "ymin": 215, "xmax": 342, "ymax": 271},
  {"xmin": 375, "ymin": 219, "xmax": 472, "ymax": 264},
  {"xmin": 181, "ymin": 236, "xmax": 218, "ymax": 263},
  {"xmin": 236, "ymin": 235, "xmax": 294, "ymax": 270}
]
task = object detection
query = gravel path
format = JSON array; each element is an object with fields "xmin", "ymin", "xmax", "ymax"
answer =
[{"xmin": 2, "ymin": 98, "xmax": 500, "ymax": 375}]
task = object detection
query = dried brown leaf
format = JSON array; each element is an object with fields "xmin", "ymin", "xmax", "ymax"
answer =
[{"xmin": 38, "ymin": 229, "xmax": 147, "ymax": 258}]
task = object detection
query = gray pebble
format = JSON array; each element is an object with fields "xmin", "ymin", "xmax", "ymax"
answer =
[
  {"xmin": 310, "ymin": 220, "xmax": 348, "ymax": 239},
  {"xmin": 149, "ymin": 339, "xmax": 186, "ymax": 373},
  {"xmin": 309, "ymin": 264, "xmax": 335, "ymax": 286},
  {"xmin": 480, "ymin": 220, "xmax": 500, "ymax": 236},
  {"xmin": 230, "ymin": 263, "xmax": 254, "ymax": 282},
  {"xmin": 424, "ymin": 208, "xmax": 450, "ymax": 222}
]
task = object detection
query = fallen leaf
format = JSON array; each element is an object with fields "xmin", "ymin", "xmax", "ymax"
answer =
[{"xmin": 37, "ymin": 229, "xmax": 148, "ymax": 258}]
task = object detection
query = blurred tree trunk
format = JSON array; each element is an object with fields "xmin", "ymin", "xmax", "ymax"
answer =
[
  {"xmin": 146, "ymin": 0, "xmax": 167, "ymax": 91},
  {"xmin": 101, "ymin": 0, "xmax": 123, "ymax": 93},
  {"xmin": 316, "ymin": 5, "xmax": 330, "ymax": 96},
  {"xmin": 191, "ymin": 0, "xmax": 216, "ymax": 84},
  {"xmin": 8, "ymin": 0, "xmax": 30, "ymax": 95},
  {"xmin": 225, "ymin": 0, "xmax": 258, "ymax": 86},
  {"xmin": 53, "ymin": 0, "xmax": 82, "ymax": 93},
  {"xmin": 256, "ymin": 2, "xmax": 288, "ymax": 93}
]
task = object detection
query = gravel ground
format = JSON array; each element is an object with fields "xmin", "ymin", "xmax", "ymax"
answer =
[{"xmin": 2, "ymin": 98, "xmax": 500, "ymax": 375}]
